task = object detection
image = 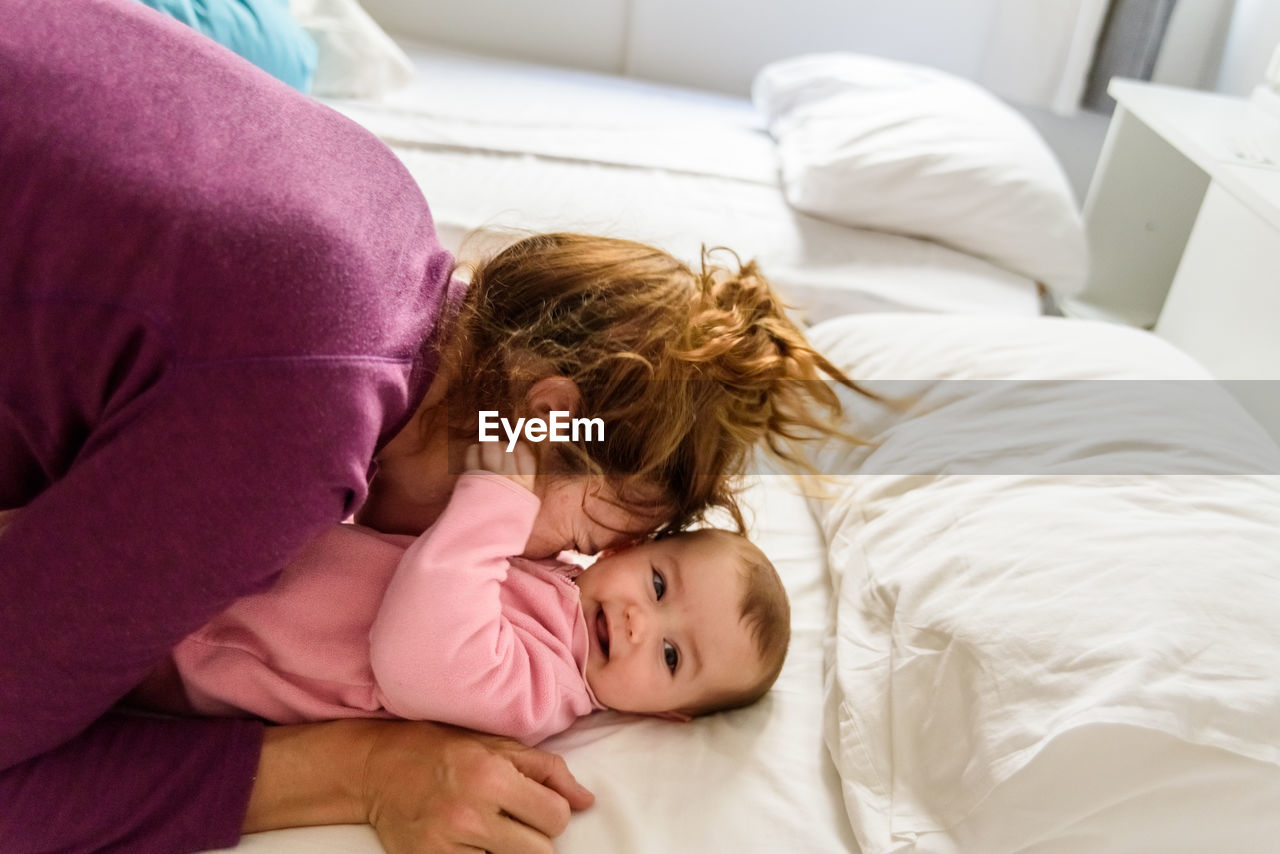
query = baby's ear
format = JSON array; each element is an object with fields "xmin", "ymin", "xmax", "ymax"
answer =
[{"xmin": 655, "ymin": 710, "xmax": 692, "ymax": 723}]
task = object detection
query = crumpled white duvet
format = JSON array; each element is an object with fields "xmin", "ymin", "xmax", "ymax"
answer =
[{"xmin": 805, "ymin": 314, "xmax": 1280, "ymax": 854}]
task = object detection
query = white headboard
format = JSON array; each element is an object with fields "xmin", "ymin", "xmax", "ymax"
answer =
[
  {"xmin": 360, "ymin": 0, "xmax": 1239, "ymax": 106},
  {"xmin": 359, "ymin": 0, "xmax": 632, "ymax": 75},
  {"xmin": 624, "ymin": 0, "xmax": 1021, "ymax": 94},
  {"xmin": 360, "ymin": 0, "xmax": 1078, "ymax": 99},
  {"xmin": 363, "ymin": 0, "xmax": 1239, "ymax": 110}
]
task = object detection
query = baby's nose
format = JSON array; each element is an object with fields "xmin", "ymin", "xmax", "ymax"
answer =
[{"xmin": 624, "ymin": 604, "xmax": 648, "ymax": 642}]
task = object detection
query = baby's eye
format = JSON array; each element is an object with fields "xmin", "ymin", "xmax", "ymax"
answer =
[
  {"xmin": 651, "ymin": 568, "xmax": 666, "ymax": 600},
  {"xmin": 663, "ymin": 640, "xmax": 679, "ymax": 674}
]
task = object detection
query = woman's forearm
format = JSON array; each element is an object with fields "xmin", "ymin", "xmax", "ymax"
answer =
[
  {"xmin": 245, "ymin": 718, "xmax": 593, "ymax": 854},
  {"xmin": 243, "ymin": 720, "xmax": 373, "ymax": 833}
]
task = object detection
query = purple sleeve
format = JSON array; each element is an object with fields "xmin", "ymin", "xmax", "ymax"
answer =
[
  {"xmin": 0, "ymin": 713, "xmax": 263, "ymax": 854},
  {"xmin": 0, "ymin": 354, "xmax": 412, "ymax": 851},
  {"xmin": 0, "ymin": 0, "xmax": 458, "ymax": 850}
]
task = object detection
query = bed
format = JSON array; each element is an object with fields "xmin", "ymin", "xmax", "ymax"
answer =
[
  {"xmin": 303, "ymin": 35, "xmax": 1090, "ymax": 321},
  {"xmin": 215, "ymin": 312, "xmax": 1280, "ymax": 854},
  {"xmin": 206, "ymin": 3, "xmax": 1280, "ymax": 852}
]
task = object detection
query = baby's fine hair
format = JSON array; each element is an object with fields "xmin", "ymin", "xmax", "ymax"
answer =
[
  {"xmin": 687, "ymin": 529, "xmax": 790, "ymax": 717},
  {"xmin": 450, "ymin": 232, "xmax": 859, "ymax": 534}
]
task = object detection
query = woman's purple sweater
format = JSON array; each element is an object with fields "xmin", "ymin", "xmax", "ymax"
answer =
[{"xmin": 0, "ymin": 0, "xmax": 458, "ymax": 850}]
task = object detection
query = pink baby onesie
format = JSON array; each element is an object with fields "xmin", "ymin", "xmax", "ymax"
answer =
[{"xmin": 170, "ymin": 472, "xmax": 603, "ymax": 745}]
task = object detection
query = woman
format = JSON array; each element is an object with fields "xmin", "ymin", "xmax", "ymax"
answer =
[{"xmin": 0, "ymin": 2, "xmax": 851, "ymax": 853}]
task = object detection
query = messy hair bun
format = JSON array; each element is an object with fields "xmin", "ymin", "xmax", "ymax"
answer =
[{"xmin": 449, "ymin": 232, "xmax": 860, "ymax": 533}]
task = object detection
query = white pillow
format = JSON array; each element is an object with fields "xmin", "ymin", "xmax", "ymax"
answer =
[
  {"xmin": 290, "ymin": 0, "xmax": 414, "ymax": 99},
  {"xmin": 753, "ymin": 54, "xmax": 1087, "ymax": 297},
  {"xmin": 805, "ymin": 314, "xmax": 1280, "ymax": 854}
]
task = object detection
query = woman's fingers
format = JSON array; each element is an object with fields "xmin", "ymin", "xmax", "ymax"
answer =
[
  {"xmin": 361, "ymin": 721, "xmax": 591, "ymax": 854},
  {"xmin": 499, "ymin": 740, "xmax": 595, "ymax": 815},
  {"xmin": 489, "ymin": 760, "xmax": 573, "ymax": 840},
  {"xmin": 477, "ymin": 811, "xmax": 556, "ymax": 854}
]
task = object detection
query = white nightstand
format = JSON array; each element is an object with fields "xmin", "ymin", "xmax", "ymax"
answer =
[{"xmin": 1061, "ymin": 78, "xmax": 1280, "ymax": 442}]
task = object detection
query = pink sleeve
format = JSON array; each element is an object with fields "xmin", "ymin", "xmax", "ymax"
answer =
[{"xmin": 369, "ymin": 473, "xmax": 570, "ymax": 739}]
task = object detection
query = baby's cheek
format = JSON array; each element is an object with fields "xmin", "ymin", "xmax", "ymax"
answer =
[{"xmin": 592, "ymin": 671, "xmax": 632, "ymax": 710}]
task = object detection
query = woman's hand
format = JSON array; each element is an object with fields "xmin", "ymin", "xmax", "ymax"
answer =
[
  {"xmin": 465, "ymin": 441, "xmax": 538, "ymax": 493},
  {"xmin": 365, "ymin": 721, "xmax": 593, "ymax": 854},
  {"xmin": 246, "ymin": 719, "xmax": 593, "ymax": 854}
]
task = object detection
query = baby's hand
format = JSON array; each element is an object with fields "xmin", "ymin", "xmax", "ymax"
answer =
[{"xmin": 464, "ymin": 441, "xmax": 537, "ymax": 493}]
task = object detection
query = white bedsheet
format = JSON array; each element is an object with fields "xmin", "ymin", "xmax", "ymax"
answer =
[
  {"xmin": 208, "ymin": 474, "xmax": 858, "ymax": 854},
  {"xmin": 324, "ymin": 41, "xmax": 1042, "ymax": 321}
]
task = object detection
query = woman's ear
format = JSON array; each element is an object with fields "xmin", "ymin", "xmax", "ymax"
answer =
[
  {"xmin": 526, "ymin": 376, "xmax": 581, "ymax": 419},
  {"xmin": 595, "ymin": 535, "xmax": 645, "ymax": 560}
]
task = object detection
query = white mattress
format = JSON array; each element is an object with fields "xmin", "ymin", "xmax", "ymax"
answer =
[
  {"xmin": 206, "ymin": 473, "xmax": 858, "ymax": 854},
  {"xmin": 324, "ymin": 41, "xmax": 1042, "ymax": 321}
]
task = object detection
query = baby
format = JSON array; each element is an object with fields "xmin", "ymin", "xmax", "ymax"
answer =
[{"xmin": 133, "ymin": 444, "xmax": 790, "ymax": 744}]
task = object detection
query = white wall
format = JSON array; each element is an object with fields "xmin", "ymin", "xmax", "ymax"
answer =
[
  {"xmin": 1214, "ymin": 0, "xmax": 1280, "ymax": 95},
  {"xmin": 1152, "ymin": 0, "xmax": 1235, "ymax": 89}
]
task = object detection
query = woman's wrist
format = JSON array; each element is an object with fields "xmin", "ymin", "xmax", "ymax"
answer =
[{"xmin": 243, "ymin": 719, "xmax": 377, "ymax": 833}]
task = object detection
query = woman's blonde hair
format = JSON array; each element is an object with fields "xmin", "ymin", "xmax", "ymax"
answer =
[{"xmin": 446, "ymin": 232, "xmax": 859, "ymax": 534}]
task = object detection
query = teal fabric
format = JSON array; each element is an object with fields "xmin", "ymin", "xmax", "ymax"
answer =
[{"xmin": 136, "ymin": 0, "xmax": 317, "ymax": 92}]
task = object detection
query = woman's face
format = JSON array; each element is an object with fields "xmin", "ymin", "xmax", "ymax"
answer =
[{"xmin": 523, "ymin": 476, "xmax": 670, "ymax": 559}]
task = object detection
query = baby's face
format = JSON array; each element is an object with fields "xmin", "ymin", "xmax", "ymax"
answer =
[{"xmin": 576, "ymin": 531, "xmax": 762, "ymax": 718}]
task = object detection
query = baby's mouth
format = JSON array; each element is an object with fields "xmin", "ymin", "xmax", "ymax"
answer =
[{"xmin": 595, "ymin": 607, "xmax": 610, "ymax": 660}]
